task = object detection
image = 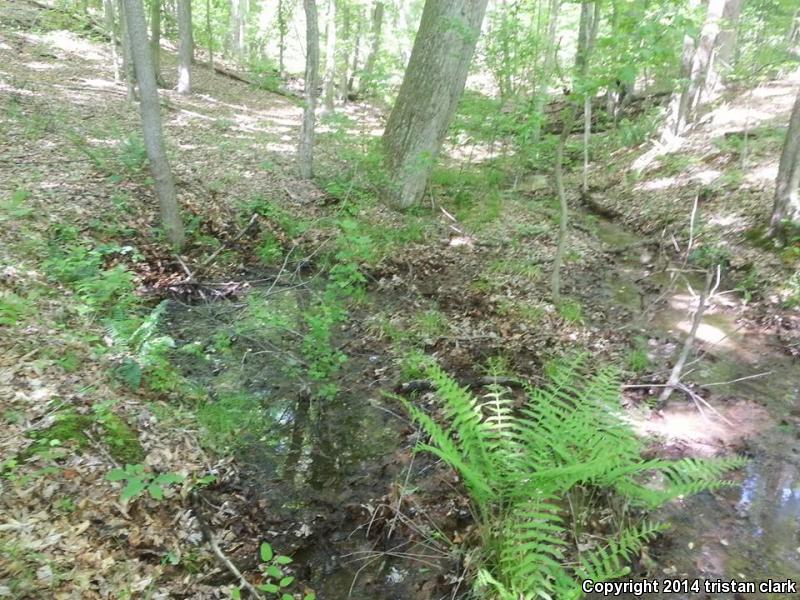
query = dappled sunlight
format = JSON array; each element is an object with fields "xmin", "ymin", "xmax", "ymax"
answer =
[
  {"xmin": 691, "ymin": 168, "xmax": 722, "ymax": 185},
  {"xmin": 627, "ymin": 399, "xmax": 771, "ymax": 457},
  {"xmin": 25, "ymin": 61, "xmax": 61, "ymax": 71},
  {"xmin": 637, "ymin": 176, "xmax": 681, "ymax": 191},
  {"xmin": 745, "ymin": 162, "xmax": 779, "ymax": 184},
  {"xmin": 21, "ymin": 30, "xmax": 107, "ymax": 62}
]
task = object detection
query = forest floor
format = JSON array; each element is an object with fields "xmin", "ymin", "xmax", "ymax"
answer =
[{"xmin": 1, "ymin": 1, "xmax": 799, "ymax": 599}]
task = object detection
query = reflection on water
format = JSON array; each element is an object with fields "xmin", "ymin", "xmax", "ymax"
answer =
[{"xmin": 595, "ymin": 217, "xmax": 800, "ymax": 598}]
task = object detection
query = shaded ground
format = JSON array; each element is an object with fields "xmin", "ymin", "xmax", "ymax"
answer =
[{"xmin": 1, "ymin": 1, "xmax": 799, "ymax": 599}]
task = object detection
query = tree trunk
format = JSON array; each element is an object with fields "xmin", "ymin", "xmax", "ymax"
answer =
[
  {"xmin": 582, "ymin": 1, "xmax": 600, "ymax": 195},
  {"xmin": 230, "ymin": 0, "xmax": 246, "ymax": 64},
  {"xmin": 715, "ymin": 0, "xmax": 743, "ymax": 76},
  {"xmin": 122, "ymin": 0, "xmax": 185, "ymax": 248},
  {"xmin": 118, "ymin": 0, "xmax": 137, "ymax": 101},
  {"xmin": 338, "ymin": 0, "xmax": 350, "ymax": 103},
  {"xmin": 381, "ymin": 0, "xmax": 490, "ymax": 209},
  {"xmin": 770, "ymin": 89, "xmax": 800, "ymax": 239},
  {"xmin": 347, "ymin": 13, "xmax": 361, "ymax": 93},
  {"xmin": 322, "ymin": 0, "xmax": 336, "ymax": 111},
  {"xmin": 298, "ymin": 0, "xmax": 319, "ymax": 179},
  {"xmin": 177, "ymin": 0, "xmax": 193, "ymax": 94},
  {"xmin": 206, "ymin": 0, "xmax": 213, "ymax": 65},
  {"xmin": 150, "ymin": 0, "xmax": 166, "ymax": 87},
  {"xmin": 361, "ymin": 0, "xmax": 384, "ymax": 91},
  {"xmin": 278, "ymin": 0, "xmax": 287, "ymax": 76},
  {"xmin": 529, "ymin": 0, "xmax": 559, "ymax": 151},
  {"xmin": 552, "ymin": 0, "xmax": 594, "ymax": 300},
  {"xmin": 661, "ymin": 0, "xmax": 701, "ymax": 142},
  {"xmin": 104, "ymin": 0, "xmax": 120, "ymax": 82}
]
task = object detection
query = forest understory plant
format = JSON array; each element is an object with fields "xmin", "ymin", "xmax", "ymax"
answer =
[{"xmin": 400, "ymin": 355, "xmax": 746, "ymax": 599}]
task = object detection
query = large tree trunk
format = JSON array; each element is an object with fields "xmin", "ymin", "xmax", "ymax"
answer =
[
  {"xmin": 298, "ymin": 0, "xmax": 319, "ymax": 179},
  {"xmin": 770, "ymin": 89, "xmax": 800, "ymax": 239},
  {"xmin": 150, "ymin": 0, "xmax": 166, "ymax": 87},
  {"xmin": 663, "ymin": 0, "xmax": 727, "ymax": 140},
  {"xmin": 715, "ymin": 0, "xmax": 743, "ymax": 76},
  {"xmin": 581, "ymin": 0, "xmax": 601, "ymax": 195},
  {"xmin": 322, "ymin": 0, "xmax": 337, "ymax": 111},
  {"xmin": 122, "ymin": 0, "xmax": 185, "ymax": 248},
  {"xmin": 661, "ymin": 0, "xmax": 701, "ymax": 142},
  {"xmin": 177, "ymin": 0, "xmax": 193, "ymax": 94},
  {"xmin": 361, "ymin": 0, "xmax": 384, "ymax": 91},
  {"xmin": 381, "ymin": 0, "xmax": 490, "ymax": 209}
]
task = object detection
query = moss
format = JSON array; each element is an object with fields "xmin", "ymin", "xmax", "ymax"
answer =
[
  {"xmin": 24, "ymin": 407, "xmax": 144, "ymax": 463},
  {"xmin": 96, "ymin": 412, "xmax": 145, "ymax": 464},
  {"xmin": 25, "ymin": 409, "xmax": 92, "ymax": 457}
]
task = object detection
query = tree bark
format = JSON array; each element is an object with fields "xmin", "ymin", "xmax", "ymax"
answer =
[
  {"xmin": 381, "ymin": 0, "xmax": 490, "ymax": 209},
  {"xmin": 230, "ymin": 0, "xmax": 246, "ymax": 64},
  {"xmin": 103, "ymin": 0, "xmax": 120, "ymax": 82},
  {"xmin": 150, "ymin": 0, "xmax": 166, "ymax": 87},
  {"xmin": 122, "ymin": 0, "xmax": 185, "ymax": 248},
  {"xmin": 206, "ymin": 0, "xmax": 213, "ymax": 65},
  {"xmin": 322, "ymin": 0, "xmax": 336, "ymax": 111},
  {"xmin": 118, "ymin": 0, "xmax": 137, "ymax": 101},
  {"xmin": 278, "ymin": 0, "xmax": 287, "ymax": 76},
  {"xmin": 661, "ymin": 0, "xmax": 702, "ymax": 142},
  {"xmin": 770, "ymin": 89, "xmax": 800, "ymax": 239},
  {"xmin": 177, "ymin": 0, "xmax": 193, "ymax": 94},
  {"xmin": 298, "ymin": 0, "xmax": 319, "ymax": 179},
  {"xmin": 715, "ymin": 0, "xmax": 743, "ymax": 77},
  {"xmin": 582, "ymin": 0, "xmax": 600, "ymax": 195},
  {"xmin": 361, "ymin": 0, "xmax": 384, "ymax": 92},
  {"xmin": 529, "ymin": 0, "xmax": 559, "ymax": 151}
]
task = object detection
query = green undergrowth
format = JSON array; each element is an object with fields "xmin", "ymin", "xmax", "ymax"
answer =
[{"xmin": 397, "ymin": 354, "xmax": 747, "ymax": 599}]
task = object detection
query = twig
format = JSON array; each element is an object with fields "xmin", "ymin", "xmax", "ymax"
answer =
[
  {"xmin": 192, "ymin": 213, "xmax": 259, "ymax": 279},
  {"xmin": 656, "ymin": 270, "xmax": 713, "ymax": 408},
  {"xmin": 191, "ymin": 492, "xmax": 265, "ymax": 599}
]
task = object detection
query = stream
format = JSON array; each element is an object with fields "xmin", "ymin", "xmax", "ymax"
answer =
[
  {"xmin": 163, "ymin": 215, "xmax": 799, "ymax": 599},
  {"xmin": 594, "ymin": 218, "xmax": 800, "ymax": 599}
]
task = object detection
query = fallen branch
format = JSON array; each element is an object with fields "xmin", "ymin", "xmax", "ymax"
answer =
[
  {"xmin": 191, "ymin": 491, "xmax": 265, "ymax": 599},
  {"xmin": 396, "ymin": 376, "xmax": 524, "ymax": 394},
  {"xmin": 656, "ymin": 268, "xmax": 718, "ymax": 408}
]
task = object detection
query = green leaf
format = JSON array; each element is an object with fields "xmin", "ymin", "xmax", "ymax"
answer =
[
  {"xmin": 257, "ymin": 583, "xmax": 279, "ymax": 593},
  {"xmin": 147, "ymin": 483, "xmax": 164, "ymax": 500},
  {"xmin": 106, "ymin": 468, "xmax": 128, "ymax": 481},
  {"xmin": 230, "ymin": 586, "xmax": 241, "ymax": 600},
  {"xmin": 114, "ymin": 359, "xmax": 142, "ymax": 389},
  {"xmin": 260, "ymin": 542, "xmax": 273, "ymax": 562},
  {"xmin": 265, "ymin": 565, "xmax": 282, "ymax": 578},
  {"xmin": 279, "ymin": 576, "xmax": 294, "ymax": 587},
  {"xmin": 274, "ymin": 555, "xmax": 292, "ymax": 565},
  {"xmin": 303, "ymin": 594, "xmax": 316, "ymax": 600},
  {"xmin": 121, "ymin": 478, "xmax": 146, "ymax": 501},
  {"xmin": 154, "ymin": 472, "xmax": 185, "ymax": 485},
  {"xmin": 281, "ymin": 595, "xmax": 294, "ymax": 600}
]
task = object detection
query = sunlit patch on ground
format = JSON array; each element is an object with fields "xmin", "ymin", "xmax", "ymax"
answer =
[{"xmin": 627, "ymin": 399, "xmax": 771, "ymax": 456}]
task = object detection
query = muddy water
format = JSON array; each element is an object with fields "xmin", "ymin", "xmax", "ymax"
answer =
[
  {"xmin": 165, "ymin": 290, "xmax": 435, "ymax": 600},
  {"xmin": 595, "ymin": 218, "xmax": 800, "ymax": 599}
]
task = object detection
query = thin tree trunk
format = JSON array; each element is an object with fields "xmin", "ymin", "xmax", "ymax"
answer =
[
  {"xmin": 298, "ymin": 0, "xmax": 319, "ymax": 179},
  {"xmin": 338, "ymin": 0, "xmax": 350, "ymax": 103},
  {"xmin": 381, "ymin": 0, "xmax": 490, "ymax": 209},
  {"xmin": 662, "ymin": 0, "xmax": 701, "ymax": 142},
  {"xmin": 230, "ymin": 0, "xmax": 246, "ymax": 64},
  {"xmin": 150, "ymin": 0, "xmax": 166, "ymax": 87},
  {"xmin": 104, "ymin": 0, "xmax": 121, "ymax": 82},
  {"xmin": 206, "ymin": 0, "xmax": 213, "ymax": 65},
  {"xmin": 118, "ymin": 0, "xmax": 137, "ymax": 101},
  {"xmin": 347, "ymin": 16, "xmax": 360, "ymax": 93},
  {"xmin": 529, "ymin": 0, "xmax": 559, "ymax": 151},
  {"xmin": 278, "ymin": 0, "xmax": 286, "ymax": 76},
  {"xmin": 122, "ymin": 0, "xmax": 185, "ymax": 248},
  {"xmin": 769, "ymin": 89, "xmax": 800, "ymax": 239},
  {"xmin": 582, "ymin": 1, "xmax": 600, "ymax": 195},
  {"xmin": 361, "ymin": 0, "xmax": 384, "ymax": 92},
  {"xmin": 322, "ymin": 0, "xmax": 336, "ymax": 111},
  {"xmin": 177, "ymin": 0, "xmax": 193, "ymax": 94}
]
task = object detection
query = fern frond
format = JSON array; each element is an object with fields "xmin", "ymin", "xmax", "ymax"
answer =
[
  {"xmin": 398, "ymin": 396, "xmax": 496, "ymax": 505},
  {"xmin": 497, "ymin": 496, "xmax": 573, "ymax": 598},
  {"xmin": 576, "ymin": 521, "xmax": 668, "ymax": 583}
]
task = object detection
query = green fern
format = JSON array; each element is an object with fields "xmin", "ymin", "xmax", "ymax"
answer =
[{"xmin": 400, "ymin": 355, "xmax": 746, "ymax": 598}]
